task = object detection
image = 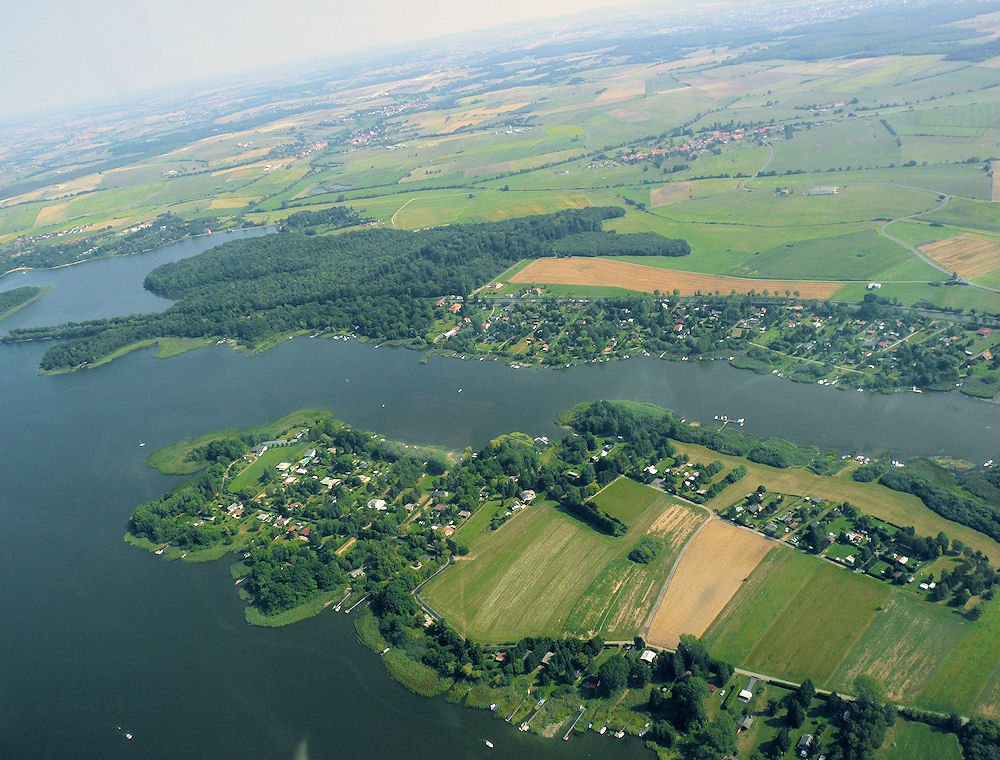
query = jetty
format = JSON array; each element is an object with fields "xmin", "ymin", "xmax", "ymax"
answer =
[{"xmin": 563, "ymin": 706, "xmax": 585, "ymax": 740}]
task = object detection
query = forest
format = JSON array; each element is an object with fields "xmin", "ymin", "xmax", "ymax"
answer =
[
  {"xmin": 0, "ymin": 286, "xmax": 45, "ymax": 317},
  {"xmin": 4, "ymin": 207, "xmax": 637, "ymax": 371}
]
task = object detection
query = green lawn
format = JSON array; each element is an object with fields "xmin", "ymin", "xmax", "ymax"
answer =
[{"xmin": 226, "ymin": 443, "xmax": 311, "ymax": 492}]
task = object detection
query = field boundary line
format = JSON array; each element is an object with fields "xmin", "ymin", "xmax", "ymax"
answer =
[{"xmin": 640, "ymin": 509, "xmax": 713, "ymax": 640}]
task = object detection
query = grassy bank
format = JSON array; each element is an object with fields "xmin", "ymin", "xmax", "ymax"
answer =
[
  {"xmin": 245, "ymin": 588, "xmax": 345, "ymax": 627},
  {"xmin": 144, "ymin": 409, "xmax": 332, "ymax": 474}
]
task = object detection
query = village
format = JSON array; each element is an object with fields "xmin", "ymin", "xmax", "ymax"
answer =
[{"xmin": 425, "ymin": 292, "xmax": 1000, "ymax": 398}]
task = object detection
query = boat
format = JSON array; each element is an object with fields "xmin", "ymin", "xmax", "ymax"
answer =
[
  {"xmin": 485, "ymin": 740, "xmax": 494, "ymax": 748},
  {"xmin": 599, "ymin": 726, "xmax": 607, "ymax": 735},
  {"xmin": 138, "ymin": 442, "xmax": 145, "ymax": 447}
]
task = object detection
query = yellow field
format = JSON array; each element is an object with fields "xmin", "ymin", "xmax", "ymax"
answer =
[
  {"xmin": 646, "ymin": 519, "xmax": 774, "ymax": 648},
  {"xmin": 33, "ymin": 203, "xmax": 69, "ymax": 227},
  {"xmin": 510, "ymin": 257, "xmax": 844, "ymax": 299},
  {"xmin": 650, "ymin": 182, "xmax": 692, "ymax": 207},
  {"xmin": 920, "ymin": 235, "xmax": 1000, "ymax": 278},
  {"xmin": 209, "ymin": 197, "xmax": 252, "ymax": 209}
]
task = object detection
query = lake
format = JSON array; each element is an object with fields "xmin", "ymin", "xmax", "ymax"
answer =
[{"xmin": 1, "ymin": 234, "xmax": 999, "ymax": 759}]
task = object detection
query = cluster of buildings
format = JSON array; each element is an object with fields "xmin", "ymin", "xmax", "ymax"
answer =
[{"xmin": 619, "ymin": 125, "xmax": 779, "ymax": 163}]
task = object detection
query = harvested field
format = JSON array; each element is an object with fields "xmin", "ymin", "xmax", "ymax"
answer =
[
  {"xmin": 423, "ymin": 480, "xmax": 698, "ymax": 642},
  {"xmin": 209, "ymin": 197, "xmax": 251, "ymax": 209},
  {"xmin": 34, "ymin": 203, "xmax": 68, "ymax": 227},
  {"xmin": 920, "ymin": 235, "xmax": 1000, "ymax": 278},
  {"xmin": 645, "ymin": 519, "xmax": 773, "ymax": 648},
  {"xmin": 566, "ymin": 501, "xmax": 706, "ymax": 639},
  {"xmin": 650, "ymin": 182, "xmax": 692, "ymax": 207},
  {"xmin": 509, "ymin": 258, "xmax": 844, "ymax": 299}
]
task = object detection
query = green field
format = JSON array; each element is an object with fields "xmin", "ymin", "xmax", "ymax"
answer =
[
  {"xmin": 422, "ymin": 478, "xmax": 702, "ymax": 642},
  {"xmin": 876, "ymin": 719, "xmax": 964, "ymax": 760},
  {"xmin": 703, "ymin": 540, "xmax": 1000, "ymax": 713}
]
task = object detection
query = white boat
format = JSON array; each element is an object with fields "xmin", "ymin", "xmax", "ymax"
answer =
[
  {"xmin": 599, "ymin": 726, "xmax": 607, "ymax": 734},
  {"xmin": 138, "ymin": 442, "xmax": 146, "ymax": 447},
  {"xmin": 485, "ymin": 740, "xmax": 494, "ymax": 748}
]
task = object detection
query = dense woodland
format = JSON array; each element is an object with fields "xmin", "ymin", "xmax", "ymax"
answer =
[
  {"xmin": 0, "ymin": 286, "xmax": 44, "ymax": 316},
  {"xmin": 4, "ymin": 207, "xmax": 653, "ymax": 371}
]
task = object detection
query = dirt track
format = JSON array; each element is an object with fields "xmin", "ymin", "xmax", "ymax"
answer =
[
  {"xmin": 510, "ymin": 257, "xmax": 844, "ymax": 299},
  {"xmin": 645, "ymin": 519, "xmax": 773, "ymax": 649}
]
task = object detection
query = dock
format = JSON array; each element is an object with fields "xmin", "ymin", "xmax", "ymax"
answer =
[
  {"xmin": 563, "ymin": 706, "xmax": 585, "ymax": 740},
  {"xmin": 332, "ymin": 591, "xmax": 351, "ymax": 612},
  {"xmin": 519, "ymin": 698, "xmax": 546, "ymax": 731},
  {"xmin": 345, "ymin": 594, "xmax": 369, "ymax": 614}
]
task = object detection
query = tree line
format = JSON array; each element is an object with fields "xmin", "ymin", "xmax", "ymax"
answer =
[{"xmin": 6, "ymin": 207, "xmax": 641, "ymax": 371}]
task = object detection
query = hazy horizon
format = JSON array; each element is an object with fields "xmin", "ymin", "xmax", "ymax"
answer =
[{"xmin": 0, "ymin": 0, "xmax": 648, "ymax": 121}]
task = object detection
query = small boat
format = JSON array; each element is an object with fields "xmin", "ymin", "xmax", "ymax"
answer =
[
  {"xmin": 599, "ymin": 726, "xmax": 607, "ymax": 735},
  {"xmin": 125, "ymin": 733, "xmax": 133, "ymax": 740},
  {"xmin": 138, "ymin": 442, "xmax": 146, "ymax": 447},
  {"xmin": 485, "ymin": 740, "xmax": 494, "ymax": 748},
  {"xmin": 458, "ymin": 388, "xmax": 463, "ymax": 393}
]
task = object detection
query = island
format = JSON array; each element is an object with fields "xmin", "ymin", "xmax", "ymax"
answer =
[
  {"xmin": 125, "ymin": 400, "xmax": 1000, "ymax": 759},
  {"xmin": 0, "ymin": 285, "xmax": 50, "ymax": 321}
]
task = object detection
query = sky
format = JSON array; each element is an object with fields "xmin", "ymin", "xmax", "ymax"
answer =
[{"xmin": 0, "ymin": 0, "xmax": 639, "ymax": 120}]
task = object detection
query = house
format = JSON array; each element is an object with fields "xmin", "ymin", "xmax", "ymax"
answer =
[
  {"xmin": 250, "ymin": 444, "xmax": 268, "ymax": 457},
  {"xmin": 520, "ymin": 490, "xmax": 536, "ymax": 502},
  {"xmin": 367, "ymin": 498, "xmax": 388, "ymax": 511},
  {"xmin": 458, "ymin": 510, "xmax": 472, "ymax": 519},
  {"xmin": 797, "ymin": 733, "xmax": 814, "ymax": 756},
  {"xmin": 738, "ymin": 689, "xmax": 753, "ymax": 702},
  {"xmin": 349, "ymin": 567, "xmax": 365, "ymax": 579},
  {"xmin": 740, "ymin": 716, "xmax": 753, "ymax": 732},
  {"xmin": 639, "ymin": 649, "xmax": 656, "ymax": 664}
]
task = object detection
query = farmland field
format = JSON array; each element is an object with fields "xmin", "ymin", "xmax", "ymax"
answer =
[
  {"xmin": 669, "ymin": 440, "xmax": 1000, "ymax": 560},
  {"xmin": 566, "ymin": 482, "xmax": 706, "ymax": 639},
  {"xmin": 876, "ymin": 720, "xmax": 963, "ymax": 760},
  {"xmin": 422, "ymin": 478, "xmax": 702, "ymax": 642},
  {"xmin": 650, "ymin": 182, "xmax": 692, "ymax": 207},
  {"xmin": 509, "ymin": 257, "xmax": 845, "ymax": 299},
  {"xmin": 919, "ymin": 235, "xmax": 1000, "ymax": 279},
  {"xmin": 830, "ymin": 592, "xmax": 971, "ymax": 703},
  {"xmin": 645, "ymin": 518, "xmax": 773, "ymax": 649},
  {"xmin": 707, "ymin": 546, "xmax": 890, "ymax": 683}
]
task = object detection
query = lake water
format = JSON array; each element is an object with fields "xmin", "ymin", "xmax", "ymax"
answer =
[{"xmin": 2, "ymin": 234, "xmax": 999, "ymax": 759}]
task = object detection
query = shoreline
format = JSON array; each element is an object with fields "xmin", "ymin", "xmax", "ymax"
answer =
[{"xmin": 0, "ymin": 225, "xmax": 273, "ymax": 281}]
